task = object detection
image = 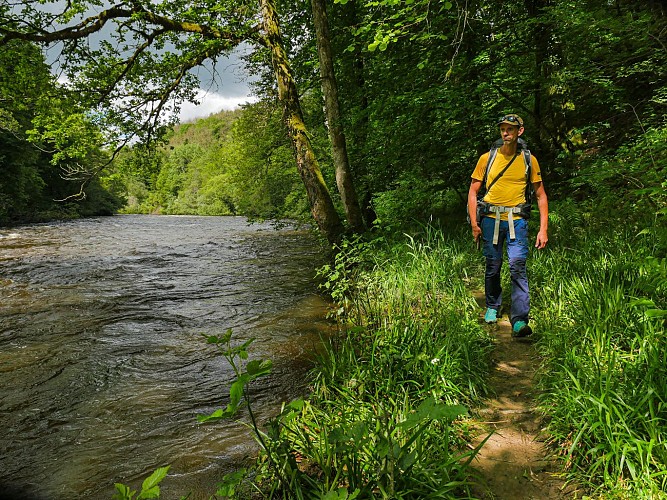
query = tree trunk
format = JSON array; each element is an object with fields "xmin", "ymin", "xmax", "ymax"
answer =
[
  {"xmin": 337, "ymin": 0, "xmax": 376, "ymax": 227},
  {"xmin": 259, "ymin": 0, "xmax": 344, "ymax": 246},
  {"xmin": 526, "ymin": 0, "xmax": 568, "ymax": 156},
  {"xmin": 310, "ymin": 0, "xmax": 365, "ymax": 234}
]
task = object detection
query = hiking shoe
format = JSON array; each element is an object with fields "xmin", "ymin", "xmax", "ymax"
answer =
[
  {"xmin": 484, "ymin": 308, "xmax": 498, "ymax": 324},
  {"xmin": 512, "ymin": 320, "xmax": 533, "ymax": 338}
]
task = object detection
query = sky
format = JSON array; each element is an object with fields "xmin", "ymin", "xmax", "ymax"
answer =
[
  {"xmin": 178, "ymin": 88, "xmax": 257, "ymax": 122},
  {"xmin": 51, "ymin": 45, "xmax": 259, "ymax": 123},
  {"xmin": 176, "ymin": 48, "xmax": 259, "ymax": 122},
  {"xmin": 33, "ymin": 1, "xmax": 259, "ymax": 123},
  {"xmin": 53, "ymin": 49, "xmax": 259, "ymax": 123}
]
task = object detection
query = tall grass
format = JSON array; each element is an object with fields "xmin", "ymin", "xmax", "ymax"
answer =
[
  {"xmin": 248, "ymin": 226, "xmax": 495, "ymax": 498},
  {"xmin": 531, "ymin": 203, "xmax": 667, "ymax": 497},
  {"xmin": 210, "ymin": 204, "xmax": 666, "ymax": 499}
]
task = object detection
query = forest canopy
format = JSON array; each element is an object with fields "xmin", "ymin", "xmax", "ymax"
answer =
[{"xmin": 0, "ymin": 0, "xmax": 664, "ymax": 233}]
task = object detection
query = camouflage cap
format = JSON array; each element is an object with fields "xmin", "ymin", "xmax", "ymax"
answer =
[{"xmin": 497, "ymin": 114, "xmax": 524, "ymax": 127}]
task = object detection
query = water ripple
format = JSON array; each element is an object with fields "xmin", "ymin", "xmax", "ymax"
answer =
[{"xmin": 0, "ymin": 215, "xmax": 332, "ymax": 499}]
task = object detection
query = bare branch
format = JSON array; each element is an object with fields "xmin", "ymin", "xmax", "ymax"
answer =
[
  {"xmin": 94, "ymin": 27, "xmax": 169, "ymax": 105},
  {"xmin": 141, "ymin": 47, "xmax": 218, "ymax": 142},
  {"xmin": 1, "ymin": 3, "xmax": 259, "ymax": 47}
]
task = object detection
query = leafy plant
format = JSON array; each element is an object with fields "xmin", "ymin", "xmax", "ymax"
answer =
[
  {"xmin": 532, "ymin": 217, "xmax": 667, "ymax": 496},
  {"xmin": 113, "ymin": 466, "xmax": 170, "ymax": 500},
  {"xmin": 198, "ymin": 330, "xmax": 273, "ymax": 423}
]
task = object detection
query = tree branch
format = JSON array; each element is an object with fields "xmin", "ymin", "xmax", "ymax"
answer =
[
  {"xmin": 94, "ymin": 27, "xmax": 169, "ymax": 105},
  {"xmin": 1, "ymin": 3, "xmax": 258, "ymax": 47},
  {"xmin": 1, "ymin": 6, "xmax": 135, "ymax": 45}
]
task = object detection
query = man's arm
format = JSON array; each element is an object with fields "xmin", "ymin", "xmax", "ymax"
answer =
[
  {"xmin": 468, "ymin": 179, "xmax": 483, "ymax": 243},
  {"xmin": 533, "ymin": 181, "xmax": 548, "ymax": 249}
]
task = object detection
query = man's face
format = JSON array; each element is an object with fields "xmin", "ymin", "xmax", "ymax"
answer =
[{"xmin": 499, "ymin": 124, "xmax": 523, "ymax": 143}]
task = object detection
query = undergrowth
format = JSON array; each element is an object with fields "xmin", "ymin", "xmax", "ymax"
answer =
[
  {"xmin": 116, "ymin": 202, "xmax": 667, "ymax": 499},
  {"xmin": 531, "ymin": 202, "xmax": 667, "ymax": 498},
  {"xmin": 240, "ymin": 224, "xmax": 496, "ymax": 498}
]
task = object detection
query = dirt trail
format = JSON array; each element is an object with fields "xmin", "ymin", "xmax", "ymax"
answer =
[{"xmin": 469, "ymin": 295, "xmax": 578, "ymax": 499}]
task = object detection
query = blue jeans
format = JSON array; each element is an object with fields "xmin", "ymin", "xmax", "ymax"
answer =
[{"xmin": 481, "ymin": 216, "xmax": 530, "ymax": 326}]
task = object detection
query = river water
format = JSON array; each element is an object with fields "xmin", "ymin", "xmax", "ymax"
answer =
[{"xmin": 0, "ymin": 215, "xmax": 331, "ymax": 500}]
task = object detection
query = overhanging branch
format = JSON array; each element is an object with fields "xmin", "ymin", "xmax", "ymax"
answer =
[
  {"xmin": 1, "ymin": 6, "xmax": 135, "ymax": 45},
  {"xmin": 1, "ymin": 3, "xmax": 258, "ymax": 47},
  {"xmin": 94, "ymin": 27, "xmax": 169, "ymax": 105}
]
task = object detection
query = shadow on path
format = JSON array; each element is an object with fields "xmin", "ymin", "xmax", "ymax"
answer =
[{"xmin": 469, "ymin": 292, "xmax": 579, "ymax": 499}]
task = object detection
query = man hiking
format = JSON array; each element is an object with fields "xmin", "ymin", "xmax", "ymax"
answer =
[{"xmin": 467, "ymin": 114, "xmax": 549, "ymax": 337}]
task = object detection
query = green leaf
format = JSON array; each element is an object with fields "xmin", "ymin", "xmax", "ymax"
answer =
[
  {"xmin": 204, "ymin": 329, "xmax": 233, "ymax": 345},
  {"xmin": 230, "ymin": 374, "xmax": 251, "ymax": 407},
  {"xmin": 351, "ymin": 421, "xmax": 367, "ymax": 442},
  {"xmin": 398, "ymin": 450, "xmax": 417, "ymax": 471},
  {"xmin": 222, "ymin": 329, "xmax": 234, "ymax": 342},
  {"xmin": 197, "ymin": 406, "xmax": 236, "ymax": 422},
  {"xmin": 376, "ymin": 437, "xmax": 390, "ymax": 458},
  {"xmin": 141, "ymin": 466, "xmax": 170, "ymax": 492},
  {"xmin": 215, "ymin": 469, "xmax": 246, "ymax": 496},
  {"xmin": 246, "ymin": 359, "xmax": 272, "ymax": 377},
  {"xmin": 197, "ymin": 408, "xmax": 223, "ymax": 422},
  {"xmin": 630, "ymin": 298, "xmax": 655, "ymax": 308},
  {"xmin": 137, "ymin": 487, "xmax": 159, "ymax": 500},
  {"xmin": 288, "ymin": 398, "xmax": 305, "ymax": 411},
  {"xmin": 136, "ymin": 466, "xmax": 169, "ymax": 499},
  {"xmin": 400, "ymin": 398, "xmax": 468, "ymax": 429},
  {"xmin": 645, "ymin": 309, "xmax": 667, "ymax": 318},
  {"xmin": 113, "ymin": 484, "xmax": 135, "ymax": 500},
  {"xmin": 429, "ymin": 403, "xmax": 468, "ymax": 421}
]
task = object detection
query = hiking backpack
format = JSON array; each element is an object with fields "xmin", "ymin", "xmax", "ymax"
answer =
[{"xmin": 474, "ymin": 137, "xmax": 534, "ymax": 221}]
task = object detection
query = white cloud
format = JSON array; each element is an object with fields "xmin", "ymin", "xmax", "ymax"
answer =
[
  {"xmin": 177, "ymin": 89, "xmax": 258, "ymax": 123},
  {"xmin": 56, "ymin": 74, "xmax": 258, "ymax": 124}
]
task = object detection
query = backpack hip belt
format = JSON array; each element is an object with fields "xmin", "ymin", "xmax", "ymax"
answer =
[{"xmin": 487, "ymin": 205, "xmax": 524, "ymax": 245}]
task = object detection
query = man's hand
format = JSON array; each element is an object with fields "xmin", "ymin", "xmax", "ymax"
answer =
[
  {"xmin": 535, "ymin": 229, "xmax": 548, "ymax": 249},
  {"xmin": 472, "ymin": 224, "xmax": 482, "ymax": 245},
  {"xmin": 468, "ymin": 179, "xmax": 483, "ymax": 248}
]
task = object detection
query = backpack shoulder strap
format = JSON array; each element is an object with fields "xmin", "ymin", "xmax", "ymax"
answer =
[
  {"xmin": 482, "ymin": 138, "xmax": 504, "ymax": 192},
  {"xmin": 518, "ymin": 138, "xmax": 531, "ymax": 177},
  {"xmin": 522, "ymin": 149, "xmax": 531, "ymax": 179},
  {"xmin": 483, "ymin": 149, "xmax": 498, "ymax": 188},
  {"xmin": 521, "ymin": 147, "xmax": 533, "ymax": 203}
]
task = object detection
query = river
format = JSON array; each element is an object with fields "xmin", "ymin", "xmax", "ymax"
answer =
[{"xmin": 0, "ymin": 215, "xmax": 332, "ymax": 500}]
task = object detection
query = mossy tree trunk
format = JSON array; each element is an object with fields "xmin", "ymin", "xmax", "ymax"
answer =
[{"xmin": 259, "ymin": 0, "xmax": 345, "ymax": 246}]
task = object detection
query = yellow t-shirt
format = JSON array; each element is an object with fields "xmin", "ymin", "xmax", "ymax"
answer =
[{"xmin": 471, "ymin": 150, "xmax": 542, "ymax": 219}]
